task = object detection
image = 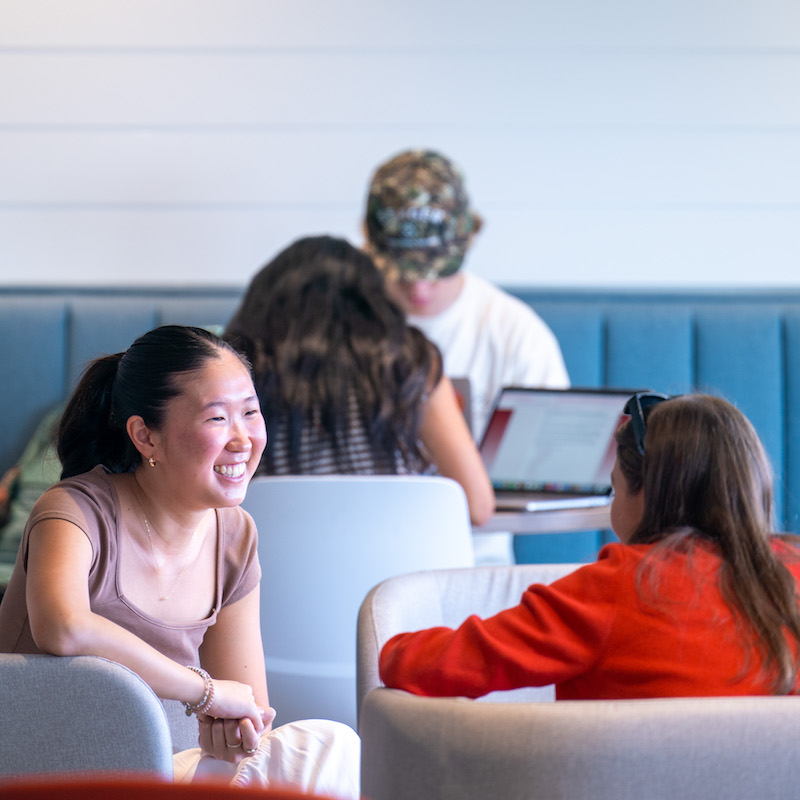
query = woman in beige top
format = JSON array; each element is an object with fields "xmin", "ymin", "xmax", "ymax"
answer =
[{"xmin": 0, "ymin": 325, "xmax": 358, "ymax": 794}]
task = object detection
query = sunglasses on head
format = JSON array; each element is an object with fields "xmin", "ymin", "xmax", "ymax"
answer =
[{"xmin": 623, "ymin": 392, "xmax": 671, "ymax": 455}]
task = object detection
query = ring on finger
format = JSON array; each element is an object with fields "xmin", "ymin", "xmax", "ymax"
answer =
[
  {"xmin": 225, "ymin": 741, "xmax": 241, "ymax": 749},
  {"xmin": 243, "ymin": 746, "xmax": 258, "ymax": 755}
]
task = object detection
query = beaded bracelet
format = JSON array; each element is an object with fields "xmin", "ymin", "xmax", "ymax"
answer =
[{"xmin": 183, "ymin": 665, "xmax": 215, "ymax": 717}]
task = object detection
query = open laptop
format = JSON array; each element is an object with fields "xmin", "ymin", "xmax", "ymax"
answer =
[{"xmin": 479, "ymin": 387, "xmax": 639, "ymax": 512}]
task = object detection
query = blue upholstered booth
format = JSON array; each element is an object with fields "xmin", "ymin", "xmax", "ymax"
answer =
[
  {"xmin": 2, "ymin": 286, "xmax": 800, "ymax": 564},
  {"xmin": 515, "ymin": 290, "xmax": 800, "ymax": 561}
]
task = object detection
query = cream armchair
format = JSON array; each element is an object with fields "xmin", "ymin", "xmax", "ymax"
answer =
[
  {"xmin": 357, "ymin": 562, "xmax": 579, "ymax": 718},
  {"xmin": 357, "ymin": 564, "xmax": 800, "ymax": 800}
]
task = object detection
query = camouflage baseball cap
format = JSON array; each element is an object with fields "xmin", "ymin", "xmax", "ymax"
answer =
[{"xmin": 365, "ymin": 149, "xmax": 476, "ymax": 282}]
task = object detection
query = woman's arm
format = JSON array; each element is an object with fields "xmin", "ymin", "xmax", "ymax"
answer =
[
  {"xmin": 200, "ymin": 586, "xmax": 269, "ymax": 707},
  {"xmin": 25, "ymin": 519, "xmax": 264, "ymax": 732},
  {"xmin": 197, "ymin": 585, "xmax": 275, "ymax": 758},
  {"xmin": 379, "ymin": 564, "xmax": 616, "ymax": 698},
  {"xmin": 419, "ymin": 375, "xmax": 495, "ymax": 526}
]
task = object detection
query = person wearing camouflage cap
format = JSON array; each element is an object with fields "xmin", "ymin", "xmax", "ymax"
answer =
[
  {"xmin": 364, "ymin": 149, "xmax": 571, "ymax": 566},
  {"xmin": 364, "ymin": 149, "xmax": 569, "ymax": 433},
  {"xmin": 365, "ymin": 150, "xmax": 477, "ymax": 288}
]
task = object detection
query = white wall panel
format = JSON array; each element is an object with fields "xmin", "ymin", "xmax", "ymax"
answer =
[
  {"xmin": 2, "ymin": 205, "xmax": 797, "ymax": 288},
  {"xmin": 1, "ymin": 0, "xmax": 799, "ymax": 288},
  {"xmin": 3, "ymin": 129, "xmax": 800, "ymax": 206},
  {"xmin": 471, "ymin": 208, "xmax": 800, "ymax": 287},
  {"xmin": 3, "ymin": 51, "xmax": 800, "ymax": 128},
  {"xmin": 3, "ymin": 0, "xmax": 800, "ymax": 49},
  {"xmin": 0, "ymin": 207, "xmax": 361, "ymax": 286}
]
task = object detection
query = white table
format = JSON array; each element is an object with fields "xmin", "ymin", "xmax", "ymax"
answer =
[{"xmin": 473, "ymin": 504, "xmax": 611, "ymax": 535}]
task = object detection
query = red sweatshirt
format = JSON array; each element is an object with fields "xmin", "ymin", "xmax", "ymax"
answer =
[{"xmin": 380, "ymin": 540, "xmax": 800, "ymax": 699}]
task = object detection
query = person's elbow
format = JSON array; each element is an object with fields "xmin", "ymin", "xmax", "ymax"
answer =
[
  {"xmin": 468, "ymin": 485, "xmax": 496, "ymax": 527},
  {"xmin": 29, "ymin": 607, "xmax": 91, "ymax": 656}
]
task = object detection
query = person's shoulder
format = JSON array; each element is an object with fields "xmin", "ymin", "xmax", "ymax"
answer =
[
  {"xmin": 218, "ymin": 503, "xmax": 255, "ymax": 525},
  {"xmin": 217, "ymin": 505, "xmax": 258, "ymax": 550},
  {"xmin": 461, "ymin": 273, "xmax": 553, "ymax": 326},
  {"xmin": 39, "ymin": 465, "xmax": 112, "ymax": 504},
  {"xmin": 559, "ymin": 542, "xmax": 647, "ymax": 584},
  {"xmin": 217, "ymin": 504, "xmax": 261, "ymax": 604},
  {"xmin": 462, "ymin": 273, "xmax": 516, "ymax": 303},
  {"xmin": 462, "ymin": 273, "xmax": 522, "ymax": 302},
  {"xmin": 521, "ymin": 543, "xmax": 643, "ymax": 609},
  {"xmin": 596, "ymin": 541, "xmax": 650, "ymax": 566},
  {"xmin": 27, "ymin": 466, "xmax": 116, "ymax": 540}
]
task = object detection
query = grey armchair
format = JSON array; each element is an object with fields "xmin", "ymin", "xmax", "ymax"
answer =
[
  {"xmin": 357, "ymin": 564, "xmax": 800, "ymax": 800},
  {"xmin": 0, "ymin": 653, "xmax": 176, "ymax": 782}
]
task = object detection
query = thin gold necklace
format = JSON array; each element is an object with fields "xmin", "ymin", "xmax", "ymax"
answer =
[{"xmin": 134, "ymin": 486, "xmax": 200, "ymax": 602}]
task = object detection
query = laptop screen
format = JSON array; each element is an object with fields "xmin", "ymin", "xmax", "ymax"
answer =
[{"xmin": 479, "ymin": 387, "xmax": 635, "ymax": 496}]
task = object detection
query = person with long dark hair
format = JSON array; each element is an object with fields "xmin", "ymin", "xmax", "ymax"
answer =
[
  {"xmin": 380, "ymin": 393, "xmax": 800, "ymax": 698},
  {"xmin": 225, "ymin": 235, "xmax": 494, "ymax": 526},
  {"xmin": 0, "ymin": 325, "xmax": 359, "ymax": 793}
]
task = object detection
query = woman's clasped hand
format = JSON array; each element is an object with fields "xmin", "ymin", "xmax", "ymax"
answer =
[{"xmin": 199, "ymin": 704, "xmax": 277, "ymax": 761}]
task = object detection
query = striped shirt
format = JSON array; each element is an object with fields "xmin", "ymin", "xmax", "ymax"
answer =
[{"xmin": 263, "ymin": 401, "xmax": 421, "ymax": 476}]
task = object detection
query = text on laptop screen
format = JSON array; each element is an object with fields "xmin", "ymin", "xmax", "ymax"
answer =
[{"xmin": 480, "ymin": 389, "xmax": 629, "ymax": 495}]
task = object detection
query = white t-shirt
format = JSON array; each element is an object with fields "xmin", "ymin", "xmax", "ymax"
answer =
[
  {"xmin": 408, "ymin": 273, "xmax": 570, "ymax": 439},
  {"xmin": 408, "ymin": 274, "xmax": 569, "ymax": 566}
]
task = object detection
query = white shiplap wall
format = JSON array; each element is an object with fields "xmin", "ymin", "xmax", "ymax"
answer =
[{"xmin": 1, "ymin": 0, "xmax": 799, "ymax": 288}]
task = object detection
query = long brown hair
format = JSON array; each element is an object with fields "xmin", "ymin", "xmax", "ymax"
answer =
[
  {"xmin": 615, "ymin": 394, "xmax": 800, "ymax": 694},
  {"xmin": 225, "ymin": 235, "xmax": 442, "ymax": 474}
]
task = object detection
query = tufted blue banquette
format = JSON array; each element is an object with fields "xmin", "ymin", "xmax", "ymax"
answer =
[{"xmin": 3, "ymin": 286, "xmax": 800, "ymax": 563}]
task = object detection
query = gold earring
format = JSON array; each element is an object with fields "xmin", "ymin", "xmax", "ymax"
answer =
[{"xmin": 148, "ymin": 457, "xmax": 156, "ymax": 467}]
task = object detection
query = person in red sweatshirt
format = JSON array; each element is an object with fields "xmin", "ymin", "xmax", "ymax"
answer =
[{"xmin": 380, "ymin": 392, "xmax": 800, "ymax": 699}]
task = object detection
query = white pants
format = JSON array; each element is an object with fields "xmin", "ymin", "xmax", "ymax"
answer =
[{"xmin": 173, "ymin": 719, "xmax": 360, "ymax": 799}]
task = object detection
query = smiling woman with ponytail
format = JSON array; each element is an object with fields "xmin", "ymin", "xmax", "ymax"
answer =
[{"xmin": 0, "ymin": 324, "xmax": 359, "ymax": 796}]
